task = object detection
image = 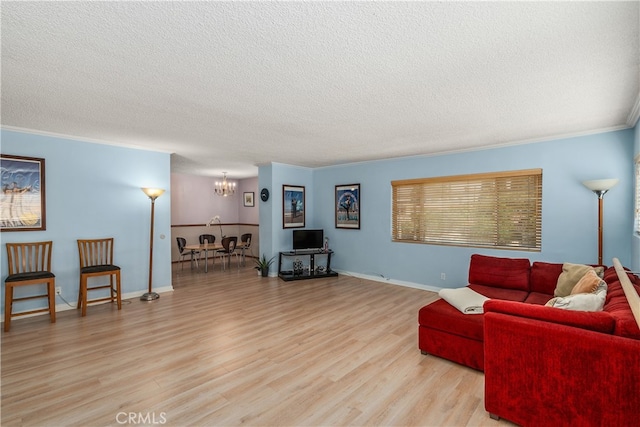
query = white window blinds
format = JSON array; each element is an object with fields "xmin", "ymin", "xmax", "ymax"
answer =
[{"xmin": 392, "ymin": 169, "xmax": 542, "ymax": 251}]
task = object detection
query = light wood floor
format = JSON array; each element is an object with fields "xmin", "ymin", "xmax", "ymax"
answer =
[{"xmin": 1, "ymin": 261, "xmax": 513, "ymax": 427}]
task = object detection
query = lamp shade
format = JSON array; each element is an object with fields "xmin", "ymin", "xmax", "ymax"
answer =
[
  {"xmin": 141, "ymin": 187, "xmax": 165, "ymax": 200},
  {"xmin": 582, "ymin": 179, "xmax": 619, "ymax": 192}
]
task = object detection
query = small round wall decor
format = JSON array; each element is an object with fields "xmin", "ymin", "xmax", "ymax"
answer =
[{"xmin": 260, "ymin": 188, "xmax": 270, "ymax": 202}]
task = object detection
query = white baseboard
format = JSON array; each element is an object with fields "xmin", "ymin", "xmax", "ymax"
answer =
[
  {"xmin": 55, "ymin": 285, "xmax": 175, "ymax": 313},
  {"xmin": 1, "ymin": 286, "xmax": 174, "ymax": 323},
  {"xmin": 333, "ymin": 269, "xmax": 442, "ymax": 293}
]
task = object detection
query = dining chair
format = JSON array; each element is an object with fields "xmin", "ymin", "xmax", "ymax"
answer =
[
  {"xmin": 199, "ymin": 234, "xmax": 215, "ymax": 244},
  {"xmin": 238, "ymin": 233, "xmax": 252, "ymax": 266},
  {"xmin": 198, "ymin": 234, "xmax": 216, "ymax": 269},
  {"xmin": 4, "ymin": 241, "xmax": 56, "ymax": 332},
  {"xmin": 215, "ymin": 236, "xmax": 239, "ymax": 271},
  {"xmin": 176, "ymin": 237, "xmax": 199, "ymax": 270},
  {"xmin": 77, "ymin": 238, "xmax": 122, "ymax": 317}
]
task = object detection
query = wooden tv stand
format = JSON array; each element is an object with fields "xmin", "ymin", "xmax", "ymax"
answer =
[{"xmin": 277, "ymin": 249, "xmax": 338, "ymax": 281}]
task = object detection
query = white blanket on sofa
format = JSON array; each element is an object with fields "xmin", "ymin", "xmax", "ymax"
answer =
[{"xmin": 439, "ymin": 287, "xmax": 489, "ymax": 314}]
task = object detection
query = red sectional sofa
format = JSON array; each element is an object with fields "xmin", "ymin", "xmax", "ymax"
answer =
[
  {"xmin": 418, "ymin": 254, "xmax": 640, "ymax": 426},
  {"xmin": 419, "ymin": 254, "xmax": 550, "ymax": 371}
]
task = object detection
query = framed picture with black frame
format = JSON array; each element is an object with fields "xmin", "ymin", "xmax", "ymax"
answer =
[
  {"xmin": 243, "ymin": 191, "xmax": 255, "ymax": 207},
  {"xmin": 0, "ymin": 154, "xmax": 46, "ymax": 231},
  {"xmin": 283, "ymin": 184, "xmax": 305, "ymax": 228},
  {"xmin": 335, "ymin": 183, "xmax": 360, "ymax": 229}
]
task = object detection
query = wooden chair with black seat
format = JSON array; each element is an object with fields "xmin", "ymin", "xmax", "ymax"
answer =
[
  {"xmin": 4, "ymin": 241, "xmax": 56, "ymax": 332},
  {"xmin": 176, "ymin": 237, "xmax": 199, "ymax": 270},
  {"xmin": 77, "ymin": 238, "xmax": 122, "ymax": 317},
  {"xmin": 238, "ymin": 233, "xmax": 252, "ymax": 266},
  {"xmin": 215, "ymin": 236, "xmax": 239, "ymax": 271}
]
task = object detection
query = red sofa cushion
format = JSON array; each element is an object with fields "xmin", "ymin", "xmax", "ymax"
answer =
[
  {"xmin": 468, "ymin": 254, "xmax": 530, "ymax": 291},
  {"xmin": 523, "ymin": 291, "xmax": 553, "ymax": 305},
  {"xmin": 468, "ymin": 284, "xmax": 528, "ymax": 302},
  {"xmin": 602, "ymin": 266, "xmax": 620, "ymax": 283},
  {"xmin": 603, "ymin": 279, "xmax": 640, "ymax": 339},
  {"xmin": 418, "ymin": 299, "xmax": 484, "ymax": 341},
  {"xmin": 483, "ymin": 299, "xmax": 615, "ymax": 334},
  {"xmin": 529, "ymin": 261, "xmax": 563, "ymax": 295}
]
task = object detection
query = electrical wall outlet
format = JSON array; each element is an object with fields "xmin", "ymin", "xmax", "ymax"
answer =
[
  {"xmin": 440, "ymin": 273, "xmax": 446, "ymax": 280},
  {"xmin": 55, "ymin": 287, "xmax": 62, "ymax": 295}
]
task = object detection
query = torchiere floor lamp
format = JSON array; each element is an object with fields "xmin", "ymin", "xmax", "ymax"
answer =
[
  {"xmin": 582, "ymin": 179, "xmax": 618, "ymax": 265},
  {"xmin": 141, "ymin": 187, "xmax": 165, "ymax": 301}
]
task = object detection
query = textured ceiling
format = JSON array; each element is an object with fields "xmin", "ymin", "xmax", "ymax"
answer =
[{"xmin": 2, "ymin": 2, "xmax": 639, "ymax": 178}]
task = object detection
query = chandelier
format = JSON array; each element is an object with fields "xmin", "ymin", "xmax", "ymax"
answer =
[{"xmin": 214, "ymin": 172, "xmax": 236, "ymax": 197}]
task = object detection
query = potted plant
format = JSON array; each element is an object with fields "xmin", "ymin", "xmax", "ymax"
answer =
[{"xmin": 254, "ymin": 254, "xmax": 275, "ymax": 277}]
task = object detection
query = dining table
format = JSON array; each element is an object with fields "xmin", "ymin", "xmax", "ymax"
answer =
[{"xmin": 184, "ymin": 243, "xmax": 222, "ymax": 273}]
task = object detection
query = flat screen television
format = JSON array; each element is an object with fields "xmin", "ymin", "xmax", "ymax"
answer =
[{"xmin": 293, "ymin": 229, "xmax": 323, "ymax": 251}]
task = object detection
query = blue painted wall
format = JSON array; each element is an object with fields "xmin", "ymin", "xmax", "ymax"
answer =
[
  {"xmin": 265, "ymin": 128, "xmax": 634, "ymax": 290},
  {"xmin": 4, "ymin": 124, "xmax": 633, "ymax": 318},
  {"xmin": 1, "ymin": 129, "xmax": 172, "ymax": 316},
  {"xmin": 258, "ymin": 162, "xmax": 314, "ymax": 275}
]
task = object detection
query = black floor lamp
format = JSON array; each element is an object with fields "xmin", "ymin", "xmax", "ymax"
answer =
[
  {"xmin": 141, "ymin": 187, "xmax": 165, "ymax": 301},
  {"xmin": 582, "ymin": 179, "xmax": 618, "ymax": 265}
]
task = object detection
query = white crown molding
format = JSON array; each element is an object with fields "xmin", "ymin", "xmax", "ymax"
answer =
[
  {"xmin": 4, "ymin": 122, "xmax": 634, "ymax": 174},
  {"xmin": 628, "ymin": 92, "xmax": 640, "ymax": 127},
  {"xmin": 314, "ymin": 124, "xmax": 632, "ymax": 171},
  {"xmin": 0, "ymin": 125, "xmax": 174, "ymax": 154}
]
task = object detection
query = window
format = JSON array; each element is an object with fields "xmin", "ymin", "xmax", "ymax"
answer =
[{"xmin": 392, "ymin": 169, "xmax": 542, "ymax": 251}]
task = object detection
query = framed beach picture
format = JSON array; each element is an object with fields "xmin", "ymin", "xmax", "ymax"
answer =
[
  {"xmin": 243, "ymin": 191, "xmax": 255, "ymax": 207},
  {"xmin": 335, "ymin": 183, "xmax": 360, "ymax": 229},
  {"xmin": 1, "ymin": 154, "xmax": 46, "ymax": 231},
  {"xmin": 283, "ymin": 185, "xmax": 305, "ymax": 228}
]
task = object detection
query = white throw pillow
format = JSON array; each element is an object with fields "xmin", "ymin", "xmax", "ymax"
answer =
[{"xmin": 545, "ymin": 282, "xmax": 608, "ymax": 312}]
